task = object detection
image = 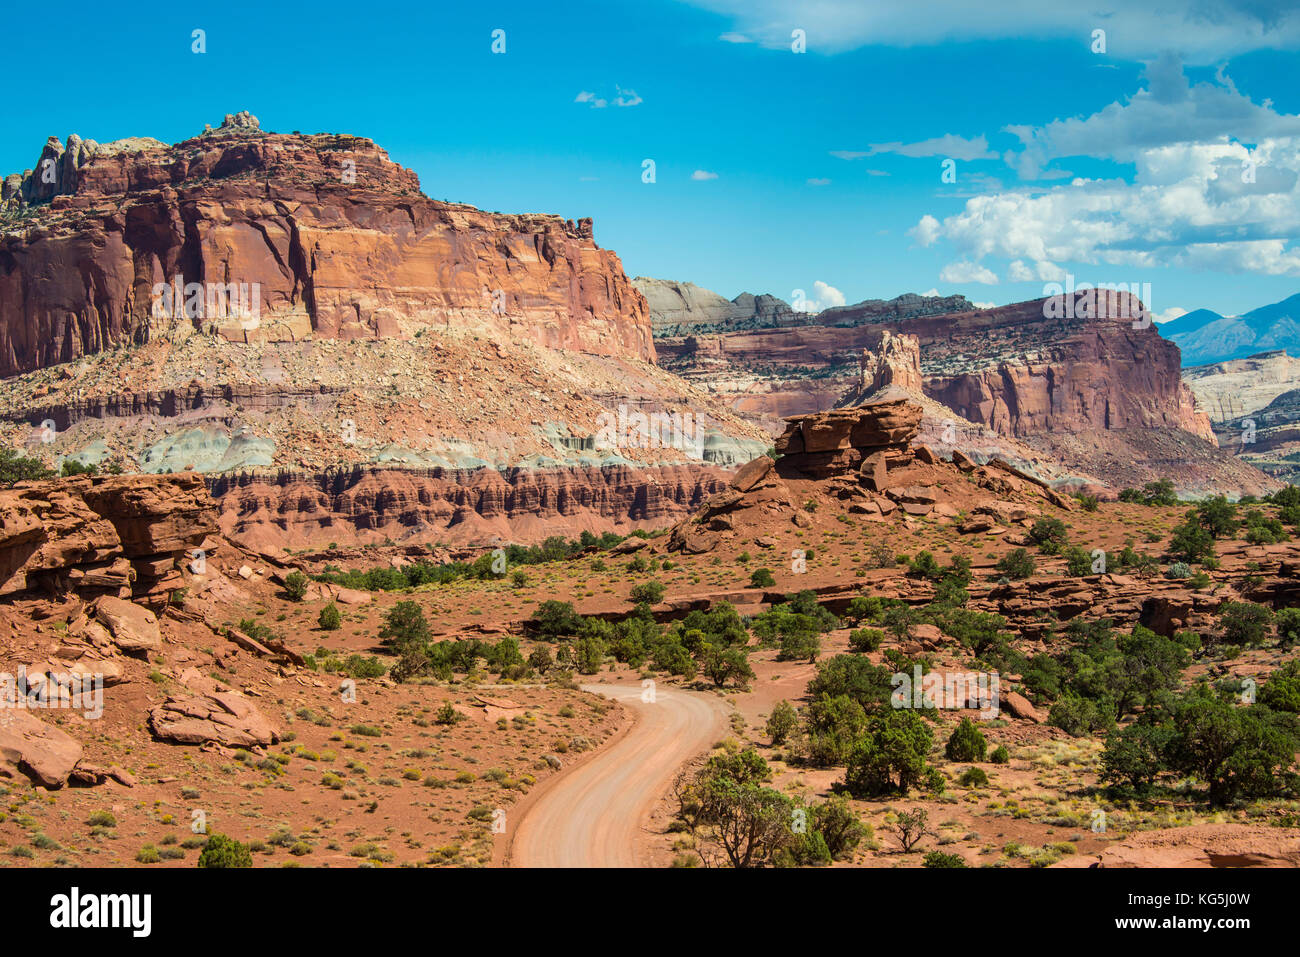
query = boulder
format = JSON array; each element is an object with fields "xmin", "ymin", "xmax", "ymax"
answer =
[
  {"xmin": 93, "ymin": 596, "xmax": 161, "ymax": 656},
  {"xmin": 730, "ymin": 455, "xmax": 775, "ymax": 492},
  {"xmin": 149, "ymin": 689, "xmax": 278, "ymax": 747},
  {"xmin": 0, "ymin": 708, "xmax": 83, "ymax": 788}
]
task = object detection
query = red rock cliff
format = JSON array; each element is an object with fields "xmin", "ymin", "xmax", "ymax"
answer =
[{"xmin": 0, "ymin": 113, "xmax": 652, "ymax": 377}]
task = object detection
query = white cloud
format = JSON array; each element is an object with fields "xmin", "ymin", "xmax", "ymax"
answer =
[
  {"xmin": 1007, "ymin": 259, "xmax": 1065, "ymax": 281},
  {"xmin": 806, "ymin": 177, "xmax": 831, "ymax": 186},
  {"xmin": 920, "ymin": 288, "xmax": 940, "ymax": 297},
  {"xmin": 972, "ymin": 301, "xmax": 996, "ymax": 309},
  {"xmin": 691, "ymin": 169, "xmax": 719, "ymax": 180},
  {"xmin": 613, "ymin": 86, "xmax": 643, "ymax": 107},
  {"xmin": 719, "ymin": 31, "xmax": 752, "ymax": 43},
  {"xmin": 862, "ymin": 134, "xmax": 998, "ymax": 162},
  {"xmin": 939, "ymin": 261, "xmax": 999, "ymax": 285},
  {"xmin": 681, "ymin": 0, "xmax": 1300, "ymax": 62},
  {"xmin": 909, "ymin": 214, "xmax": 941, "ymax": 246},
  {"xmin": 1153, "ymin": 306, "xmax": 1188, "ymax": 324},
  {"xmin": 576, "ymin": 86, "xmax": 642, "ymax": 109},
  {"xmin": 912, "ymin": 59, "xmax": 1300, "ymax": 277},
  {"xmin": 1005, "ymin": 54, "xmax": 1300, "ymax": 179},
  {"xmin": 793, "ymin": 280, "xmax": 847, "ymax": 312}
]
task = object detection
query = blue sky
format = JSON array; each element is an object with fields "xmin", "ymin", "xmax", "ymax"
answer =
[{"xmin": 5, "ymin": 0, "xmax": 1300, "ymax": 318}]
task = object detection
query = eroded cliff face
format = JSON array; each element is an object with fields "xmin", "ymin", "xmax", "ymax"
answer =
[
  {"xmin": 207, "ymin": 462, "xmax": 730, "ymax": 549},
  {"xmin": 661, "ymin": 292, "xmax": 1213, "ymax": 442},
  {"xmin": 915, "ymin": 294, "xmax": 1214, "ymax": 442},
  {"xmin": 0, "ymin": 114, "xmax": 652, "ymax": 377}
]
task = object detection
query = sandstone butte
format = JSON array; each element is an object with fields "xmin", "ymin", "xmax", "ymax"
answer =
[{"xmin": 0, "ymin": 112, "xmax": 653, "ymax": 378}]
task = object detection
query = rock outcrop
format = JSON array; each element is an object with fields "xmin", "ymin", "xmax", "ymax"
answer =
[
  {"xmin": 668, "ymin": 391, "xmax": 1067, "ymax": 555},
  {"xmin": 0, "ymin": 115, "xmax": 652, "ymax": 377},
  {"xmin": 209, "ymin": 461, "xmax": 733, "ymax": 549},
  {"xmin": 0, "ymin": 474, "xmax": 217, "ymax": 604}
]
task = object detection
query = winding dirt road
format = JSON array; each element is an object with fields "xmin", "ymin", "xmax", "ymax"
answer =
[{"xmin": 506, "ymin": 682, "xmax": 728, "ymax": 867}]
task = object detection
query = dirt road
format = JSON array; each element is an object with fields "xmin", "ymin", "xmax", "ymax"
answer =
[{"xmin": 506, "ymin": 682, "xmax": 729, "ymax": 867}]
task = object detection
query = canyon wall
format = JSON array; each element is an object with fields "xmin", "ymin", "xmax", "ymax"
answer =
[
  {"xmin": 207, "ymin": 462, "xmax": 731, "ymax": 549},
  {"xmin": 0, "ymin": 113, "xmax": 652, "ymax": 378}
]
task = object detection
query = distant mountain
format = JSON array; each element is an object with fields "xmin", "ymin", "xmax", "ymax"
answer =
[
  {"xmin": 1163, "ymin": 293, "xmax": 1300, "ymax": 366},
  {"xmin": 632, "ymin": 277, "xmax": 974, "ymax": 337}
]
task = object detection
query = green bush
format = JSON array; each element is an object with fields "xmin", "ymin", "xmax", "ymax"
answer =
[
  {"xmin": 283, "ymin": 571, "xmax": 309, "ymax": 601},
  {"xmin": 848, "ymin": 627, "xmax": 885, "ymax": 653},
  {"xmin": 629, "ymin": 580, "xmax": 666, "ymax": 605},
  {"xmin": 766, "ymin": 700, "xmax": 798, "ymax": 745},
  {"xmin": 1029, "ymin": 517, "xmax": 1070, "ymax": 555},
  {"xmin": 923, "ymin": 850, "xmax": 968, "ymax": 868},
  {"xmin": 944, "ymin": 717, "xmax": 988, "ymax": 762},
  {"xmin": 197, "ymin": 833, "xmax": 253, "ymax": 868},
  {"xmin": 958, "ymin": 766, "xmax": 988, "ymax": 787},
  {"xmin": 749, "ymin": 567, "xmax": 776, "ymax": 588},
  {"xmin": 995, "ymin": 548, "xmax": 1036, "ymax": 580},
  {"xmin": 1217, "ymin": 601, "xmax": 1275, "ymax": 647},
  {"xmin": 318, "ymin": 603, "xmax": 341, "ymax": 631},
  {"xmin": 989, "ymin": 745, "xmax": 1010, "ymax": 764}
]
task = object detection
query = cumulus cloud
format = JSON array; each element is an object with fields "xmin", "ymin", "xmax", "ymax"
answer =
[
  {"xmin": 682, "ymin": 0, "xmax": 1300, "ymax": 62},
  {"xmin": 1005, "ymin": 53, "xmax": 1300, "ymax": 179},
  {"xmin": 912, "ymin": 60, "xmax": 1300, "ymax": 277},
  {"xmin": 939, "ymin": 261, "xmax": 999, "ymax": 285},
  {"xmin": 793, "ymin": 281, "xmax": 847, "ymax": 312},
  {"xmin": 1153, "ymin": 306, "xmax": 1189, "ymax": 324},
  {"xmin": 691, "ymin": 169, "xmax": 719, "ymax": 180}
]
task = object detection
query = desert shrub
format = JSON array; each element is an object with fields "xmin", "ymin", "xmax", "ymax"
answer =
[
  {"xmin": 1100, "ymin": 721, "xmax": 1172, "ymax": 792},
  {"xmin": 777, "ymin": 630, "xmax": 821, "ymax": 663},
  {"xmin": 1194, "ymin": 496, "xmax": 1239, "ymax": 538},
  {"xmin": 198, "ymin": 833, "xmax": 253, "ymax": 869},
  {"xmin": 1169, "ymin": 518, "xmax": 1216, "ymax": 563},
  {"xmin": 434, "ymin": 703, "xmax": 464, "ymax": 725},
  {"xmin": 811, "ymin": 795, "xmax": 868, "ymax": 860},
  {"xmin": 629, "ymin": 580, "xmax": 666, "ymax": 605},
  {"xmin": 1165, "ymin": 561, "xmax": 1192, "ymax": 580},
  {"xmin": 1048, "ymin": 694, "xmax": 1114, "ymax": 737},
  {"xmin": 283, "ymin": 571, "xmax": 310, "ymax": 601},
  {"xmin": 1260, "ymin": 660, "xmax": 1300, "ymax": 713},
  {"xmin": 989, "ymin": 745, "xmax": 1010, "ymax": 764},
  {"xmin": 1243, "ymin": 509, "xmax": 1287, "ymax": 544},
  {"xmin": 1165, "ymin": 685, "xmax": 1300, "ymax": 804},
  {"xmin": 572, "ymin": 635, "xmax": 608, "ymax": 674},
  {"xmin": 379, "ymin": 600, "xmax": 430, "ymax": 649},
  {"xmin": 923, "ymin": 850, "xmax": 967, "ymax": 867},
  {"xmin": 802, "ymin": 694, "xmax": 869, "ymax": 767},
  {"xmin": 1064, "ymin": 546, "xmax": 1094, "ymax": 577},
  {"xmin": 1029, "ymin": 517, "xmax": 1070, "ymax": 555},
  {"xmin": 848, "ymin": 627, "xmax": 885, "ymax": 653},
  {"xmin": 701, "ymin": 645, "xmax": 755, "ymax": 689},
  {"xmin": 958, "ymin": 766, "xmax": 988, "ymax": 787},
  {"xmin": 532, "ymin": 600, "xmax": 584, "ymax": 639},
  {"xmin": 944, "ymin": 717, "xmax": 987, "ymax": 762},
  {"xmin": 807, "ymin": 655, "xmax": 894, "ymax": 713},
  {"xmin": 318, "ymin": 603, "xmax": 341, "ymax": 631},
  {"xmin": 1217, "ymin": 601, "xmax": 1275, "ymax": 647},
  {"xmin": 0, "ymin": 448, "xmax": 54, "ymax": 486},
  {"xmin": 995, "ymin": 548, "xmax": 1036, "ymax": 580},
  {"xmin": 1275, "ymin": 608, "xmax": 1300, "ymax": 649},
  {"xmin": 749, "ymin": 567, "xmax": 776, "ymax": 588},
  {"xmin": 843, "ymin": 710, "xmax": 939, "ymax": 798},
  {"xmin": 1076, "ymin": 493, "xmax": 1099, "ymax": 512},
  {"xmin": 907, "ymin": 551, "xmax": 943, "ymax": 580},
  {"xmin": 766, "ymin": 700, "xmax": 798, "ymax": 745}
]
